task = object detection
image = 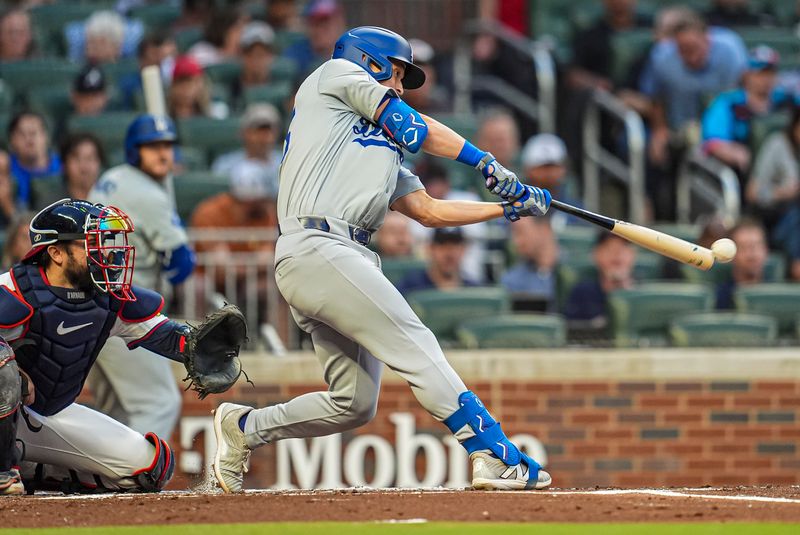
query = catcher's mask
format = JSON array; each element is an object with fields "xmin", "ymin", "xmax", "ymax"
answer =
[{"xmin": 25, "ymin": 199, "xmax": 137, "ymax": 301}]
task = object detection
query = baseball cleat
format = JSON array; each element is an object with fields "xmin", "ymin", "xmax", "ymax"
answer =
[
  {"xmin": 0, "ymin": 468, "xmax": 24, "ymax": 496},
  {"xmin": 470, "ymin": 450, "xmax": 552, "ymax": 490},
  {"xmin": 212, "ymin": 402, "xmax": 253, "ymax": 493}
]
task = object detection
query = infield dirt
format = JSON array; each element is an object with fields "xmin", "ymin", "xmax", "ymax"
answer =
[{"xmin": 3, "ymin": 487, "xmax": 800, "ymax": 527}]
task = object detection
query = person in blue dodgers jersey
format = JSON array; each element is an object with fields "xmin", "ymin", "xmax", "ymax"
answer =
[
  {"xmin": 212, "ymin": 26, "xmax": 553, "ymax": 492},
  {"xmin": 0, "ymin": 199, "xmax": 241, "ymax": 495}
]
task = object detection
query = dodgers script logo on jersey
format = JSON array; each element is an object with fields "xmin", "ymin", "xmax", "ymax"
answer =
[{"xmin": 351, "ymin": 118, "xmax": 404, "ymax": 161}]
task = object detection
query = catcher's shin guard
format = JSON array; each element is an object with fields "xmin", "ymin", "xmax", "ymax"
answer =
[
  {"xmin": 444, "ymin": 391, "xmax": 544, "ymax": 488},
  {"xmin": 0, "ymin": 349, "xmax": 22, "ymax": 472},
  {"xmin": 132, "ymin": 432, "xmax": 174, "ymax": 492}
]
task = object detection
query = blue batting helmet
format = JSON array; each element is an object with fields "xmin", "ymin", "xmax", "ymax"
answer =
[
  {"xmin": 332, "ymin": 26, "xmax": 426, "ymax": 89},
  {"xmin": 124, "ymin": 114, "xmax": 178, "ymax": 166}
]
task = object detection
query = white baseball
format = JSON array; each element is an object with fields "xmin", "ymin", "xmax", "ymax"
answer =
[{"xmin": 711, "ymin": 238, "xmax": 737, "ymax": 263}]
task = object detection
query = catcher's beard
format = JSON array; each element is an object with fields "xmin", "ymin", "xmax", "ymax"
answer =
[{"xmin": 64, "ymin": 248, "xmax": 96, "ymax": 293}]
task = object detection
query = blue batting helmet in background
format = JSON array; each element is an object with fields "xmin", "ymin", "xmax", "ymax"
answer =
[
  {"xmin": 332, "ymin": 26, "xmax": 426, "ymax": 89},
  {"xmin": 124, "ymin": 114, "xmax": 178, "ymax": 166}
]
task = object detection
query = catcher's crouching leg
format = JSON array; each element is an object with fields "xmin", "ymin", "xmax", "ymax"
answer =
[
  {"xmin": 132, "ymin": 432, "xmax": 175, "ymax": 492},
  {"xmin": 0, "ymin": 347, "xmax": 23, "ymax": 495}
]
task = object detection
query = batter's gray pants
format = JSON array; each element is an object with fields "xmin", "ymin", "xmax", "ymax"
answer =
[{"xmin": 243, "ymin": 223, "xmax": 470, "ymax": 448}]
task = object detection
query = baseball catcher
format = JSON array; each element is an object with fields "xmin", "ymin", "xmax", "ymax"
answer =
[{"xmin": 0, "ymin": 199, "xmax": 245, "ymax": 495}]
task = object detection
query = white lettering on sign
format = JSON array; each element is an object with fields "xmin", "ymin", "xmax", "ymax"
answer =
[{"xmin": 179, "ymin": 412, "xmax": 547, "ymax": 489}]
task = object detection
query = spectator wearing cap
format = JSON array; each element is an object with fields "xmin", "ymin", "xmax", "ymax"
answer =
[
  {"xmin": 65, "ymin": 10, "xmax": 144, "ymax": 64},
  {"xmin": 396, "ymin": 227, "xmax": 480, "ymax": 296},
  {"xmin": 212, "ymin": 103, "xmax": 282, "ymax": 179},
  {"xmin": 702, "ymin": 46, "xmax": 799, "ymax": 176},
  {"xmin": 188, "ymin": 7, "xmax": 249, "ymax": 67},
  {"xmin": 190, "ymin": 159, "xmax": 278, "ymax": 321},
  {"xmin": 521, "ymin": 133, "xmax": 583, "ymax": 230},
  {"xmin": 232, "ymin": 21, "xmax": 277, "ymax": 103},
  {"xmin": 563, "ymin": 232, "xmax": 636, "ymax": 330},
  {"xmin": 6, "ymin": 112, "xmax": 61, "ymax": 210},
  {"xmin": 403, "ymin": 38, "xmax": 450, "ymax": 114},
  {"xmin": 282, "ymin": 0, "xmax": 345, "ymax": 78},
  {"xmin": 71, "ymin": 65, "xmax": 109, "ymax": 117},
  {"xmin": 0, "ymin": 9, "xmax": 35, "ymax": 62},
  {"xmin": 501, "ymin": 216, "xmax": 559, "ymax": 312},
  {"xmin": 168, "ymin": 55, "xmax": 228, "ymax": 119}
]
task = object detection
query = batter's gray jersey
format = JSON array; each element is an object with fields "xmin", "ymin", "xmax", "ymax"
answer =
[
  {"xmin": 278, "ymin": 58, "xmax": 424, "ymax": 233},
  {"xmin": 88, "ymin": 164, "xmax": 184, "ymax": 438},
  {"xmin": 89, "ymin": 164, "xmax": 188, "ymax": 291}
]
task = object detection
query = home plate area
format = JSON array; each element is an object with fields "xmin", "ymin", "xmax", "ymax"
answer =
[{"xmin": 2, "ymin": 486, "xmax": 800, "ymax": 527}]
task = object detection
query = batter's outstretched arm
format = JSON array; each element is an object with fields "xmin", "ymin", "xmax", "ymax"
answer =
[
  {"xmin": 418, "ymin": 113, "xmax": 468, "ymax": 159},
  {"xmin": 391, "ymin": 189, "xmax": 503, "ymax": 228}
]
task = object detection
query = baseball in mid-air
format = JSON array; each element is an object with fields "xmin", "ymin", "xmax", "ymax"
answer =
[{"xmin": 711, "ymin": 238, "xmax": 737, "ymax": 263}]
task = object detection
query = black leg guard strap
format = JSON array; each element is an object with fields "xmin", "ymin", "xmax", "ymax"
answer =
[{"xmin": 132, "ymin": 432, "xmax": 175, "ymax": 492}]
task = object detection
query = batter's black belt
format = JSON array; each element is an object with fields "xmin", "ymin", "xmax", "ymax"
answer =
[{"xmin": 286, "ymin": 216, "xmax": 372, "ymax": 246}]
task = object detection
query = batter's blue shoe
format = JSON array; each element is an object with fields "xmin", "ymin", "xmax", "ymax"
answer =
[
  {"xmin": 470, "ymin": 450, "xmax": 552, "ymax": 490},
  {"xmin": 0, "ymin": 468, "xmax": 24, "ymax": 496},
  {"xmin": 212, "ymin": 403, "xmax": 253, "ymax": 493}
]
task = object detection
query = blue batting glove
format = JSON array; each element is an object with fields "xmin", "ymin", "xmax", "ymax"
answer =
[
  {"xmin": 477, "ymin": 153, "xmax": 525, "ymax": 200},
  {"xmin": 502, "ymin": 186, "xmax": 552, "ymax": 222}
]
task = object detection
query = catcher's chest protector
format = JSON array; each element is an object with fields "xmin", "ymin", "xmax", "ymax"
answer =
[{"xmin": 11, "ymin": 264, "xmax": 120, "ymax": 416}]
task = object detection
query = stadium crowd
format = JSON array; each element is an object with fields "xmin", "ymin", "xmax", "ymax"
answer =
[{"xmin": 1, "ymin": 0, "xmax": 799, "ymax": 348}]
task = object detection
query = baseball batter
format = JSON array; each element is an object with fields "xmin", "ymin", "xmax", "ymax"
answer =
[
  {"xmin": 213, "ymin": 26, "xmax": 552, "ymax": 492},
  {"xmin": 0, "ymin": 201, "xmax": 188, "ymax": 494},
  {"xmin": 89, "ymin": 115, "xmax": 196, "ymax": 438}
]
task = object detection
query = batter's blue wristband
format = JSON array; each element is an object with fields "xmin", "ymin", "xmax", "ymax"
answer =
[{"xmin": 456, "ymin": 141, "xmax": 486, "ymax": 167}]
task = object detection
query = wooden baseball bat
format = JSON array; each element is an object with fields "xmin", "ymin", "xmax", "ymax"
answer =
[
  {"xmin": 550, "ymin": 199, "xmax": 715, "ymax": 271},
  {"xmin": 141, "ymin": 65, "xmax": 166, "ymax": 116}
]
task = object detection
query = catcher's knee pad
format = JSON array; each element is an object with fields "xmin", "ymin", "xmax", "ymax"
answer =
[
  {"xmin": 0, "ymin": 355, "xmax": 21, "ymax": 471},
  {"xmin": 132, "ymin": 432, "xmax": 174, "ymax": 492},
  {"xmin": 444, "ymin": 391, "xmax": 540, "ymax": 473}
]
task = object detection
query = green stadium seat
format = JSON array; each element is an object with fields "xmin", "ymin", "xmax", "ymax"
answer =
[
  {"xmin": 172, "ymin": 171, "xmax": 229, "ymax": 222},
  {"xmin": 177, "ymin": 116, "xmax": 242, "ymax": 161},
  {"xmin": 0, "ymin": 80, "xmax": 13, "ymax": 112},
  {"xmin": 66, "ymin": 112, "xmax": 138, "ymax": 155},
  {"xmin": 29, "ymin": 175, "xmax": 65, "ymax": 211},
  {"xmin": 0, "ymin": 61, "xmax": 80, "ymax": 97},
  {"xmin": 205, "ymin": 62, "xmax": 243, "ymax": 86},
  {"xmin": 406, "ymin": 287, "xmax": 510, "ymax": 342},
  {"xmin": 681, "ymin": 252, "xmax": 786, "ymax": 284},
  {"xmin": 736, "ymin": 27, "xmax": 800, "ymax": 59},
  {"xmin": 176, "ymin": 145, "xmax": 209, "ymax": 171},
  {"xmin": 381, "ymin": 257, "xmax": 427, "ymax": 285},
  {"xmin": 734, "ymin": 283, "xmax": 800, "ymax": 336},
  {"xmin": 27, "ymin": 86, "xmax": 72, "ymax": 127},
  {"xmin": 650, "ymin": 222, "xmax": 701, "ymax": 243},
  {"xmin": 175, "ymin": 27, "xmax": 203, "ymax": 53},
  {"xmin": 437, "ymin": 114, "xmax": 478, "ymax": 144},
  {"xmin": 101, "ymin": 59, "xmax": 140, "ymax": 84},
  {"xmin": 243, "ymin": 82, "xmax": 293, "ymax": 112},
  {"xmin": 608, "ymin": 282, "xmax": 715, "ymax": 347},
  {"xmin": 271, "ymin": 57, "xmax": 299, "ymax": 83},
  {"xmin": 29, "ymin": 3, "xmax": 110, "ymax": 49},
  {"xmin": 274, "ymin": 30, "xmax": 306, "ymax": 53},
  {"xmin": 0, "ymin": 113, "xmax": 10, "ymax": 149},
  {"xmin": 670, "ymin": 312, "xmax": 778, "ymax": 347},
  {"xmin": 129, "ymin": 4, "xmax": 181, "ymax": 30},
  {"xmin": 457, "ymin": 313, "xmax": 566, "ymax": 349}
]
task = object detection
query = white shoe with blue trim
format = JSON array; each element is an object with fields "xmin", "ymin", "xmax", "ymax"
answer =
[{"xmin": 470, "ymin": 450, "xmax": 552, "ymax": 490}]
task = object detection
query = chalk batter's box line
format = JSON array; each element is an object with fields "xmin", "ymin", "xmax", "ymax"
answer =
[{"xmin": 34, "ymin": 487, "xmax": 800, "ymax": 505}]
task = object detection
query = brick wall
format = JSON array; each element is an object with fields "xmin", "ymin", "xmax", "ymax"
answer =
[{"xmin": 164, "ymin": 373, "xmax": 800, "ymax": 490}]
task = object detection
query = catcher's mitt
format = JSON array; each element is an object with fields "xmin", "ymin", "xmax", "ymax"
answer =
[{"xmin": 183, "ymin": 304, "xmax": 248, "ymax": 399}]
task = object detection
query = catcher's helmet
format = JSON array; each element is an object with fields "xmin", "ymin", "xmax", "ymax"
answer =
[
  {"xmin": 332, "ymin": 26, "xmax": 426, "ymax": 89},
  {"xmin": 24, "ymin": 199, "xmax": 137, "ymax": 301},
  {"xmin": 124, "ymin": 114, "xmax": 177, "ymax": 166}
]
